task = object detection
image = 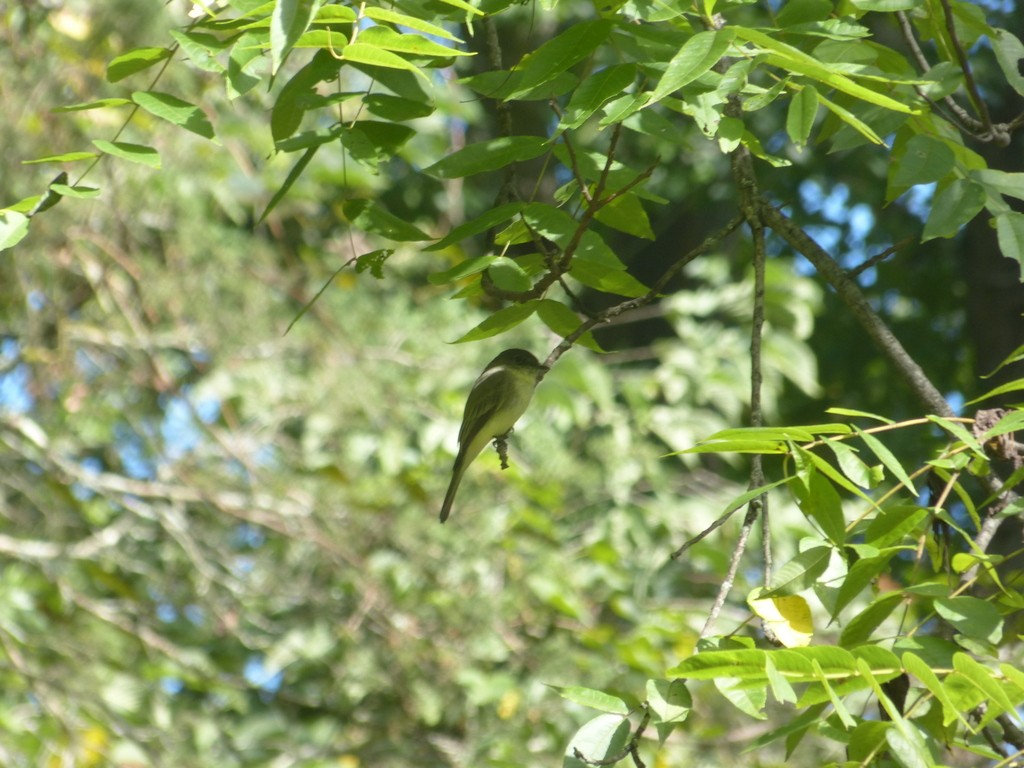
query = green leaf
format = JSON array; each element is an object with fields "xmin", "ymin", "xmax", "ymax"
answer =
[
  {"xmin": 777, "ymin": 0, "xmax": 832, "ymax": 25},
  {"xmin": 429, "ymin": 255, "xmax": 496, "ymax": 285},
  {"xmin": 966, "ymin": 376, "xmax": 1024, "ymax": 406},
  {"xmin": 827, "ymin": 439, "xmax": 879, "ymax": 488},
  {"xmin": 363, "ymin": 94, "xmax": 433, "ymax": 121},
  {"xmin": 270, "ymin": 50, "xmax": 341, "ymax": 142},
  {"xmin": 832, "ymin": 555, "xmax": 902, "ymax": 625},
  {"xmin": 507, "ymin": 20, "xmax": 613, "ymax": 101},
  {"xmin": 354, "ymin": 248, "xmax": 393, "ymax": 279},
  {"xmin": 558, "ymin": 64, "xmax": 637, "ymax": 131},
  {"xmin": 0, "ymin": 210, "xmax": 30, "ymax": 251},
  {"xmin": 681, "ymin": 439, "xmax": 788, "ymax": 454},
  {"xmin": 1000, "ymin": 663, "xmax": 1024, "ymax": 696},
  {"xmin": 424, "ymin": 137, "xmax": 549, "ymax": 179},
  {"xmin": 995, "ymin": 211, "xmax": 1024, "ymax": 272},
  {"xmin": 259, "ymin": 144, "xmax": 318, "ymax": 223},
  {"xmin": 271, "ymin": 0, "xmax": 320, "ymax": 73},
  {"xmin": 670, "ymin": 648, "xmax": 766, "ymax": 680},
  {"xmin": 49, "ymin": 184, "xmax": 100, "ymax": 199},
  {"xmin": 343, "ymin": 199, "xmax": 430, "ymax": 241},
  {"xmin": 22, "ymin": 151, "xmax": 98, "ymax": 164},
  {"xmin": 925, "ymin": 415, "xmax": 985, "ymax": 456},
  {"xmin": 350, "ymin": 63, "xmax": 429, "ymax": 104},
  {"xmin": 486, "ymin": 257, "xmax": 532, "ymax": 292},
  {"xmin": 227, "ymin": 30, "xmax": 267, "ymax": 99},
  {"xmin": 355, "ymin": 25, "xmax": 470, "ymax": 58},
  {"xmin": 341, "ymin": 42, "xmax": 426, "ymax": 76},
  {"xmin": 792, "ymin": 468, "xmax": 846, "ymax": 546},
  {"xmin": 864, "ymin": 504, "xmax": 929, "ymax": 548},
  {"xmin": 313, "ymin": 4, "xmax": 357, "ymax": 22},
  {"xmin": 648, "ymin": 30, "xmax": 735, "ymax": 104},
  {"xmin": 362, "ymin": 7, "xmax": 461, "ymax": 42},
  {"xmin": 599, "ymin": 92, "xmax": 647, "ymax": 127},
  {"xmin": 953, "ymin": 653, "xmax": 1016, "ymax": 720},
  {"xmin": 52, "ymin": 98, "xmax": 133, "ymax": 113},
  {"xmin": 92, "ymin": 140, "xmax": 161, "ymax": 169},
  {"xmin": 169, "ymin": 29, "xmax": 229, "ymax": 72},
  {"xmin": 817, "ymin": 91, "xmax": 884, "ymax": 145},
  {"xmin": 786, "ymin": 86, "xmax": 819, "ymax": 146},
  {"xmin": 902, "ymin": 652, "xmax": 971, "ymax": 728},
  {"xmin": 812, "ymin": 659, "xmax": 856, "ymax": 728},
  {"xmin": 854, "ymin": 427, "xmax": 917, "ymax": 495},
  {"xmin": 826, "ymin": 407, "xmax": 893, "ymax": 423},
  {"xmin": 761, "ymin": 546, "xmax": 832, "ymax": 597},
  {"xmin": 434, "ymin": 0, "xmax": 483, "ymax": 16},
  {"xmin": 341, "ymin": 121, "xmax": 415, "ymax": 169},
  {"xmin": 569, "ymin": 258, "xmax": 649, "ymax": 298},
  {"xmin": 733, "ymin": 27, "xmax": 916, "ymax": 114},
  {"xmin": 796, "ymin": 445, "xmax": 876, "ymax": 507},
  {"xmin": 892, "ymin": 134, "xmax": 955, "ymax": 188},
  {"xmin": 992, "ymin": 28, "xmax": 1024, "ymax": 97},
  {"xmin": 969, "ymin": 169, "xmax": 1024, "ymax": 201},
  {"xmin": 275, "ymin": 125, "xmax": 345, "ymax": 153},
  {"xmin": 564, "ymin": 714, "xmax": 630, "ymax": 768},
  {"xmin": 462, "ymin": 69, "xmax": 578, "ymax": 101},
  {"xmin": 764, "ymin": 654, "xmax": 798, "ymax": 702},
  {"xmin": 425, "ymin": 203, "xmax": 525, "ymax": 253},
  {"xmin": 849, "ymin": 0, "xmax": 917, "ymax": 9},
  {"xmin": 977, "ymin": 409, "xmax": 1024, "ymax": 441},
  {"xmin": 922, "ymin": 179, "xmax": 986, "ymax": 240},
  {"xmin": 106, "ymin": 47, "xmax": 173, "ymax": 82},
  {"xmin": 592, "ymin": 192, "xmax": 654, "ymax": 240},
  {"xmin": 884, "ymin": 717, "xmax": 934, "ymax": 768},
  {"xmin": 454, "ymin": 301, "xmax": 541, "ymax": 342},
  {"xmin": 646, "ymin": 679, "xmax": 692, "ymax": 724},
  {"xmin": 536, "ymin": 300, "xmax": 601, "ymax": 351},
  {"xmin": 934, "ymin": 596, "xmax": 1002, "ymax": 644},
  {"xmin": 715, "ymin": 675, "xmax": 768, "ymax": 719},
  {"xmin": 549, "ymin": 685, "xmax": 629, "ymax": 715},
  {"xmin": 132, "ymin": 91, "xmax": 216, "ymax": 140}
]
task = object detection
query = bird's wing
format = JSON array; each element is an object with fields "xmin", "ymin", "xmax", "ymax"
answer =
[{"xmin": 457, "ymin": 369, "xmax": 506, "ymax": 446}]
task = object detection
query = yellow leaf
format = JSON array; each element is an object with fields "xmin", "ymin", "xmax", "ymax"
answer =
[{"xmin": 748, "ymin": 591, "xmax": 814, "ymax": 647}]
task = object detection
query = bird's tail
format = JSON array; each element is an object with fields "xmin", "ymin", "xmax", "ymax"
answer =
[{"xmin": 439, "ymin": 459, "xmax": 465, "ymax": 523}]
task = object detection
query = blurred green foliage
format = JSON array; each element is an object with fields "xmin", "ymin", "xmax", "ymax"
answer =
[{"xmin": 1, "ymin": 0, "xmax": 1023, "ymax": 766}]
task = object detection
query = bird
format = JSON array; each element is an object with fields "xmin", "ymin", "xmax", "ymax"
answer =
[{"xmin": 440, "ymin": 348, "xmax": 547, "ymax": 523}]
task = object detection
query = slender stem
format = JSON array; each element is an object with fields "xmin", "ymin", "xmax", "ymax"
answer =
[
  {"xmin": 760, "ymin": 202, "xmax": 953, "ymax": 417},
  {"xmin": 700, "ymin": 506, "xmax": 758, "ymax": 638},
  {"xmin": 936, "ymin": 0, "xmax": 995, "ymax": 136}
]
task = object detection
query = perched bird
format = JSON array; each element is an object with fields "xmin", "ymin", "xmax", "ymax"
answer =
[{"xmin": 440, "ymin": 348, "xmax": 547, "ymax": 523}]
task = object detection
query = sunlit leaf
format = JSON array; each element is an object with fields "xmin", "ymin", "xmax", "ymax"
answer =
[
  {"xmin": 92, "ymin": 139, "xmax": 162, "ymax": 169},
  {"xmin": 106, "ymin": 47, "xmax": 172, "ymax": 82}
]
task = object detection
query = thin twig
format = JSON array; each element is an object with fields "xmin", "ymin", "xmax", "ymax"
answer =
[
  {"xmin": 541, "ymin": 214, "xmax": 745, "ymax": 372},
  {"xmin": 557, "ymin": 116, "xmax": 594, "ymax": 206},
  {"xmin": 847, "ymin": 237, "xmax": 915, "ymax": 279},
  {"xmin": 750, "ymin": 222, "xmax": 771, "ymax": 582},
  {"xmin": 700, "ymin": 505, "xmax": 759, "ymax": 638},
  {"xmin": 935, "ymin": 0, "xmax": 995, "ymax": 137},
  {"xmin": 760, "ymin": 202, "xmax": 953, "ymax": 417},
  {"xmin": 894, "ymin": 11, "xmax": 983, "ymax": 134},
  {"xmin": 670, "ymin": 504, "xmax": 746, "ymax": 560},
  {"xmin": 729, "ymin": 100, "xmax": 771, "ymax": 582}
]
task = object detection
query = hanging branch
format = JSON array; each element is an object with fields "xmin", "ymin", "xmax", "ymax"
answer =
[
  {"xmin": 695, "ymin": 105, "xmax": 773, "ymax": 635},
  {"xmin": 758, "ymin": 201, "xmax": 1019, "ymax": 567},
  {"xmin": 540, "ymin": 214, "xmax": 746, "ymax": 373},
  {"xmin": 935, "ymin": 0, "xmax": 998, "ymax": 141}
]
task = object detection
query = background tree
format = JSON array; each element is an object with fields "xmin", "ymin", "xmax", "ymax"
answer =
[{"xmin": 1, "ymin": 0, "xmax": 1022, "ymax": 766}]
